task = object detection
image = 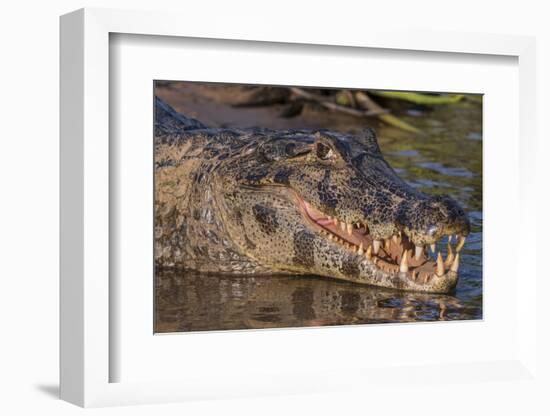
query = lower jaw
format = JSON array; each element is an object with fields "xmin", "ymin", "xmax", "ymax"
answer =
[
  {"xmin": 303, "ymin": 238, "xmax": 458, "ymax": 293},
  {"xmin": 350, "ymin": 261, "xmax": 458, "ymax": 294}
]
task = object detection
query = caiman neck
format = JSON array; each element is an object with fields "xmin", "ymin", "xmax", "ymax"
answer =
[{"xmin": 155, "ymin": 162, "xmax": 270, "ymax": 274}]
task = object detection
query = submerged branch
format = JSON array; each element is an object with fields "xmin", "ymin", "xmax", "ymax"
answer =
[
  {"xmin": 289, "ymin": 87, "xmax": 388, "ymax": 117},
  {"xmin": 355, "ymin": 92, "xmax": 421, "ymax": 133}
]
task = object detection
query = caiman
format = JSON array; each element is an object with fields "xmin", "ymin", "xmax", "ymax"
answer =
[{"xmin": 154, "ymin": 96, "xmax": 470, "ymax": 294}]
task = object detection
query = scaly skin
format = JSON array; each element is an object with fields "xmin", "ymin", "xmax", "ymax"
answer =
[{"xmin": 154, "ymin": 97, "xmax": 470, "ymax": 293}]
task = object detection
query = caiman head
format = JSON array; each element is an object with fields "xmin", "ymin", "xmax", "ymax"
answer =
[{"xmin": 214, "ymin": 128, "xmax": 470, "ymax": 294}]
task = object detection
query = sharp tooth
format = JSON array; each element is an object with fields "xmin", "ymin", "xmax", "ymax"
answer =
[
  {"xmin": 328, "ymin": 234, "xmax": 333, "ymax": 241},
  {"xmin": 399, "ymin": 250, "xmax": 409, "ymax": 273},
  {"xmin": 445, "ymin": 242, "xmax": 454, "ymax": 267},
  {"xmin": 430, "ymin": 243, "xmax": 436, "ymax": 253},
  {"xmin": 456, "ymin": 236, "xmax": 466, "ymax": 252},
  {"xmin": 436, "ymin": 252, "xmax": 445, "ymax": 276},
  {"xmin": 448, "ymin": 235, "xmax": 452, "ymax": 243},
  {"xmin": 421, "ymin": 272, "xmax": 429, "ymax": 283},
  {"xmin": 384, "ymin": 239, "xmax": 391, "ymax": 251},
  {"xmin": 373, "ymin": 240, "xmax": 381, "ymax": 255},
  {"xmin": 392, "ymin": 235, "xmax": 398, "ymax": 244},
  {"xmin": 358, "ymin": 243, "xmax": 364, "ymax": 255},
  {"xmin": 347, "ymin": 223, "xmax": 353, "ymax": 236},
  {"xmin": 340, "ymin": 221, "xmax": 346, "ymax": 232},
  {"xmin": 415, "ymin": 245, "xmax": 423, "ymax": 260},
  {"xmin": 333, "ymin": 218, "xmax": 339, "ymax": 226},
  {"xmin": 366, "ymin": 245, "xmax": 372, "ymax": 259},
  {"xmin": 372, "ymin": 257, "xmax": 378, "ymax": 265},
  {"xmin": 451, "ymin": 253, "xmax": 460, "ymax": 273},
  {"xmin": 411, "ymin": 270, "xmax": 417, "ymax": 281}
]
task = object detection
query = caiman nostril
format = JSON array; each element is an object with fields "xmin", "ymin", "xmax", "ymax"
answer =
[{"xmin": 427, "ymin": 225, "xmax": 438, "ymax": 237}]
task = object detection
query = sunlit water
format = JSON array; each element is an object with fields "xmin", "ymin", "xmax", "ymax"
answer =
[{"xmin": 155, "ymin": 90, "xmax": 482, "ymax": 333}]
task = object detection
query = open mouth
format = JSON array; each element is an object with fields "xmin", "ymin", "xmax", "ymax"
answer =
[{"xmin": 298, "ymin": 197, "xmax": 465, "ymax": 285}]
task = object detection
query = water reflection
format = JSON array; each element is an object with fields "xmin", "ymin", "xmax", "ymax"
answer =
[{"xmin": 155, "ymin": 270, "xmax": 481, "ymax": 333}]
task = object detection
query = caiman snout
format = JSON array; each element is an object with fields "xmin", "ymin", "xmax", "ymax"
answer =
[{"xmin": 400, "ymin": 195, "xmax": 470, "ymax": 247}]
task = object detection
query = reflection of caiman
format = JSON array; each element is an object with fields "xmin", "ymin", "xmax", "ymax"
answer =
[
  {"xmin": 155, "ymin": 271, "xmax": 469, "ymax": 332},
  {"xmin": 155, "ymin": 97, "xmax": 470, "ymax": 294}
]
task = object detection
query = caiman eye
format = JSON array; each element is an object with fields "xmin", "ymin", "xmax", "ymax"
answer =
[{"xmin": 316, "ymin": 142, "xmax": 336, "ymax": 160}]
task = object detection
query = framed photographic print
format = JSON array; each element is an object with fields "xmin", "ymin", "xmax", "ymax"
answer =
[
  {"xmin": 153, "ymin": 81, "xmax": 481, "ymax": 333},
  {"xmin": 60, "ymin": 7, "xmax": 540, "ymax": 409}
]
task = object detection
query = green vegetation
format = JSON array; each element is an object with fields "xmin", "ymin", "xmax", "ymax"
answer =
[{"xmin": 369, "ymin": 91, "xmax": 464, "ymax": 105}]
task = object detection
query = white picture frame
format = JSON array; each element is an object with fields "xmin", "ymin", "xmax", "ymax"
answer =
[{"xmin": 60, "ymin": 7, "xmax": 539, "ymax": 408}]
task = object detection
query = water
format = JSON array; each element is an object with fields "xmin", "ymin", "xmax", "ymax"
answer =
[
  {"xmin": 155, "ymin": 86, "xmax": 482, "ymax": 333},
  {"xmin": 155, "ymin": 270, "xmax": 480, "ymax": 332}
]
